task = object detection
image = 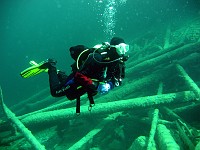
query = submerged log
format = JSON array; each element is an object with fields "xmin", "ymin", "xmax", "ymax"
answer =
[
  {"xmin": 0, "ymin": 87, "xmax": 46, "ymax": 150},
  {"xmin": 127, "ymin": 42, "xmax": 200, "ymax": 77},
  {"xmin": 178, "ymin": 52, "xmax": 200, "ymax": 68},
  {"xmin": 164, "ymin": 25, "xmax": 171, "ymax": 49},
  {"xmin": 161, "ymin": 107, "xmax": 183, "ymax": 122},
  {"xmin": 173, "ymin": 102, "xmax": 200, "ymax": 114},
  {"xmin": 127, "ymin": 43, "xmax": 184, "ymax": 66},
  {"xmin": 195, "ymin": 140, "xmax": 200, "ymax": 150},
  {"xmin": 19, "ymin": 100, "xmax": 74, "ymax": 120},
  {"xmin": 68, "ymin": 112, "xmax": 122, "ymax": 150},
  {"xmin": 128, "ymin": 136, "xmax": 147, "ymax": 150},
  {"xmin": 15, "ymin": 96, "xmax": 60, "ymax": 116},
  {"xmin": 0, "ymin": 69, "xmax": 169, "ymax": 132},
  {"xmin": 127, "ymin": 42, "xmax": 184, "ymax": 69},
  {"xmin": 175, "ymin": 120, "xmax": 195, "ymax": 150},
  {"xmin": 176, "ymin": 64, "xmax": 200, "ymax": 99},
  {"xmin": 98, "ymin": 66, "xmax": 169, "ymax": 103},
  {"xmin": 10, "ymin": 88, "xmax": 49, "ymax": 112},
  {"xmin": 147, "ymin": 109, "xmax": 159, "ymax": 150},
  {"xmin": 21, "ymin": 91, "xmax": 196, "ymax": 130},
  {"xmin": 156, "ymin": 124, "xmax": 180, "ymax": 150},
  {"xmin": 0, "ymin": 133, "xmax": 23, "ymax": 146}
]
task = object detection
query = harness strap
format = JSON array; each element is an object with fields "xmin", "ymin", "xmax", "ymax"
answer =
[
  {"xmin": 76, "ymin": 96, "xmax": 81, "ymax": 114},
  {"xmin": 88, "ymin": 93, "xmax": 95, "ymax": 111},
  {"xmin": 76, "ymin": 94, "xmax": 95, "ymax": 114}
]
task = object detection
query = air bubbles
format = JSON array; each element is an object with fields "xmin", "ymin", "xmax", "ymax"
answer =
[
  {"xmin": 109, "ymin": 6, "xmax": 113, "ymax": 10},
  {"xmin": 96, "ymin": 0, "xmax": 127, "ymax": 40},
  {"xmin": 119, "ymin": 0, "xmax": 127, "ymax": 5}
]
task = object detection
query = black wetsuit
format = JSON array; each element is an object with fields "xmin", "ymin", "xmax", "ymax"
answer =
[{"xmin": 48, "ymin": 50, "xmax": 126, "ymax": 100}]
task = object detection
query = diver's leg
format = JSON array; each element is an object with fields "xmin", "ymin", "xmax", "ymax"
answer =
[
  {"xmin": 48, "ymin": 68, "xmax": 65, "ymax": 97},
  {"xmin": 40, "ymin": 59, "xmax": 66, "ymax": 97},
  {"xmin": 57, "ymin": 71, "xmax": 68, "ymax": 84}
]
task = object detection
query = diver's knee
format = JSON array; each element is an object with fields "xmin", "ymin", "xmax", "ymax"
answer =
[
  {"xmin": 50, "ymin": 88, "xmax": 61, "ymax": 97},
  {"xmin": 50, "ymin": 91, "xmax": 57, "ymax": 97}
]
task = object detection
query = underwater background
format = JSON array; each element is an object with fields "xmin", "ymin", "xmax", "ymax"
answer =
[
  {"xmin": 1, "ymin": 0, "xmax": 200, "ymax": 149},
  {"xmin": 0, "ymin": 0, "xmax": 199, "ymax": 106}
]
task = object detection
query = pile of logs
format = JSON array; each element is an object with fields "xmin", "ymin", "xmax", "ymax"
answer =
[{"xmin": 0, "ymin": 21, "xmax": 200, "ymax": 150}]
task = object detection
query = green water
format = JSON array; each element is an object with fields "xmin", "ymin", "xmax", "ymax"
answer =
[
  {"xmin": 0, "ymin": 0, "xmax": 199, "ymax": 105},
  {"xmin": 0, "ymin": 0, "xmax": 200, "ymax": 150}
]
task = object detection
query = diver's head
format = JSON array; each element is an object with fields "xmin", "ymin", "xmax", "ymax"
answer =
[
  {"xmin": 69, "ymin": 45, "xmax": 88, "ymax": 61},
  {"xmin": 110, "ymin": 37, "xmax": 125, "ymax": 45},
  {"xmin": 109, "ymin": 37, "xmax": 129, "ymax": 60}
]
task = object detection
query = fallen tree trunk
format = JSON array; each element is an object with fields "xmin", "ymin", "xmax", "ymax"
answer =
[
  {"xmin": 176, "ymin": 120, "xmax": 195, "ymax": 150},
  {"xmin": 126, "ymin": 42, "xmax": 200, "ymax": 77},
  {"xmin": 0, "ymin": 133, "xmax": 23, "ymax": 146},
  {"xmin": 19, "ymin": 100, "xmax": 74, "ymax": 120},
  {"xmin": 164, "ymin": 25, "xmax": 171, "ymax": 49},
  {"xmin": 178, "ymin": 52, "xmax": 200, "ymax": 68},
  {"xmin": 147, "ymin": 109, "xmax": 159, "ymax": 150},
  {"xmin": 156, "ymin": 124, "xmax": 180, "ymax": 150},
  {"xmin": 10, "ymin": 88, "xmax": 50, "ymax": 112},
  {"xmin": 173, "ymin": 102, "xmax": 200, "ymax": 114},
  {"xmin": 0, "ymin": 68, "xmax": 169, "ymax": 132},
  {"xmin": 0, "ymin": 87, "xmax": 46, "ymax": 150},
  {"xmin": 68, "ymin": 112, "xmax": 122, "ymax": 150},
  {"xmin": 21, "ymin": 91, "xmax": 196, "ymax": 130},
  {"xmin": 15, "ymin": 96, "xmax": 60, "ymax": 116},
  {"xmin": 128, "ymin": 136, "xmax": 147, "ymax": 150},
  {"xmin": 195, "ymin": 140, "xmax": 200, "ymax": 150},
  {"xmin": 96, "ymin": 66, "xmax": 169, "ymax": 103},
  {"xmin": 127, "ymin": 41, "xmax": 184, "ymax": 69},
  {"xmin": 176, "ymin": 64, "xmax": 200, "ymax": 99}
]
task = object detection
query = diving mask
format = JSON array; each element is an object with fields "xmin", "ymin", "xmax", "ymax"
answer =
[{"xmin": 111, "ymin": 43, "xmax": 129, "ymax": 56}]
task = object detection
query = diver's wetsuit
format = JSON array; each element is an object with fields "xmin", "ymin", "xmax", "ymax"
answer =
[
  {"xmin": 47, "ymin": 53, "xmax": 104, "ymax": 100},
  {"xmin": 48, "ymin": 50, "xmax": 126, "ymax": 100},
  {"xmin": 48, "ymin": 68, "xmax": 88, "ymax": 100}
]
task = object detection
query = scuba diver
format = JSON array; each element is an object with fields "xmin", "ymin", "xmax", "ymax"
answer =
[{"xmin": 20, "ymin": 37, "xmax": 129, "ymax": 113}]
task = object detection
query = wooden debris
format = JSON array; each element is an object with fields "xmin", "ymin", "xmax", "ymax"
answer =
[
  {"xmin": 147, "ymin": 109, "xmax": 159, "ymax": 150},
  {"xmin": 164, "ymin": 25, "xmax": 171, "ymax": 49},
  {"xmin": 128, "ymin": 136, "xmax": 147, "ymax": 150},
  {"xmin": 161, "ymin": 106, "xmax": 197, "ymax": 149},
  {"xmin": 19, "ymin": 100, "xmax": 74, "ymax": 120},
  {"xmin": 0, "ymin": 133, "xmax": 23, "ymax": 146},
  {"xmin": 68, "ymin": 112, "xmax": 122, "ymax": 150},
  {"xmin": 175, "ymin": 64, "xmax": 200, "ymax": 99},
  {"xmin": 161, "ymin": 107, "xmax": 183, "ymax": 121},
  {"xmin": 14, "ymin": 95, "xmax": 61, "ymax": 116},
  {"xmin": 127, "ymin": 42, "xmax": 184, "ymax": 69},
  {"xmin": 156, "ymin": 124, "xmax": 180, "ymax": 150},
  {"xmin": 21, "ymin": 91, "xmax": 195, "ymax": 130},
  {"xmin": 173, "ymin": 102, "xmax": 200, "ymax": 114},
  {"xmin": 195, "ymin": 140, "xmax": 200, "ymax": 150},
  {"xmin": 0, "ymin": 87, "xmax": 46, "ymax": 150},
  {"xmin": 175, "ymin": 120, "xmax": 195, "ymax": 150},
  {"xmin": 157, "ymin": 82, "xmax": 163, "ymax": 95},
  {"xmin": 1, "ymin": 25, "xmax": 200, "ymax": 150},
  {"xmin": 100, "ymin": 67, "xmax": 170, "ymax": 103},
  {"xmin": 10, "ymin": 87, "xmax": 49, "ymax": 112},
  {"xmin": 127, "ymin": 42, "xmax": 200, "ymax": 77},
  {"xmin": 140, "ymin": 117, "xmax": 175, "ymax": 127}
]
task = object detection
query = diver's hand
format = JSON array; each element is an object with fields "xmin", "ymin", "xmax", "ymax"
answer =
[{"xmin": 97, "ymin": 82, "xmax": 113, "ymax": 94}]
